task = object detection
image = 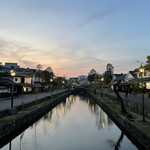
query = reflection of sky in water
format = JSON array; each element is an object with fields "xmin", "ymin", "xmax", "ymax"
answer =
[{"xmin": 1, "ymin": 95, "xmax": 138, "ymax": 150}]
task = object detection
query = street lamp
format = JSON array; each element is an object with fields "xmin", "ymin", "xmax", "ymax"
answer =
[
  {"xmin": 101, "ymin": 78, "xmax": 104, "ymax": 96},
  {"xmin": 62, "ymin": 80, "xmax": 65, "ymax": 91},
  {"xmin": 50, "ymin": 79, "xmax": 53, "ymax": 97},
  {"xmin": 139, "ymin": 66, "xmax": 145, "ymax": 122},
  {"xmin": 10, "ymin": 70, "xmax": 16, "ymax": 109}
]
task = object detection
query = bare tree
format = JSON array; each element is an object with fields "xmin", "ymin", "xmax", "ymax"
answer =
[{"xmin": 36, "ymin": 64, "xmax": 42, "ymax": 70}]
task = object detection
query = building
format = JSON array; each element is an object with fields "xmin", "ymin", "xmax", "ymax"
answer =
[
  {"xmin": 78, "ymin": 75, "xmax": 87, "ymax": 83},
  {"xmin": 112, "ymin": 73, "xmax": 126, "ymax": 84},
  {"xmin": 69, "ymin": 77, "xmax": 78, "ymax": 83},
  {"xmin": 5, "ymin": 63, "xmax": 20, "ymax": 69},
  {"xmin": 124, "ymin": 71, "xmax": 137, "ymax": 82}
]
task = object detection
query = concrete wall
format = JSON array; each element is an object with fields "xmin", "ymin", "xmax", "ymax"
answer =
[{"xmin": 13, "ymin": 77, "xmax": 21, "ymax": 83}]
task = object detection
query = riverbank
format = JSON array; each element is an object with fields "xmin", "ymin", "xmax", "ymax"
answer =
[
  {"xmin": 0, "ymin": 91, "xmax": 72, "ymax": 148},
  {"xmin": 88, "ymin": 91, "xmax": 150, "ymax": 150}
]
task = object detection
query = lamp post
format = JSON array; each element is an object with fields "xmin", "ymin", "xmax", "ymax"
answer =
[
  {"xmin": 62, "ymin": 80, "xmax": 65, "ymax": 91},
  {"xmin": 10, "ymin": 70, "xmax": 16, "ymax": 109},
  {"xmin": 50, "ymin": 79, "xmax": 53, "ymax": 97},
  {"xmin": 139, "ymin": 66, "xmax": 145, "ymax": 122},
  {"xmin": 101, "ymin": 78, "xmax": 104, "ymax": 96}
]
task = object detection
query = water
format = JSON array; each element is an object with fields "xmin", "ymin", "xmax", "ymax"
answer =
[{"xmin": 1, "ymin": 95, "xmax": 138, "ymax": 150}]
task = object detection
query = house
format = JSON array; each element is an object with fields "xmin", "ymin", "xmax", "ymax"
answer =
[
  {"xmin": 5, "ymin": 62, "xmax": 20, "ymax": 69},
  {"xmin": 0, "ymin": 63, "xmax": 47, "ymax": 97},
  {"xmin": 69, "ymin": 77, "xmax": 78, "ymax": 83},
  {"xmin": 112, "ymin": 73, "xmax": 126, "ymax": 84},
  {"xmin": 32, "ymin": 71, "xmax": 43, "ymax": 92},
  {"xmin": 78, "ymin": 75, "xmax": 87, "ymax": 83},
  {"xmin": 1, "ymin": 66, "xmax": 34, "ymax": 94},
  {"xmin": 136, "ymin": 69, "xmax": 150, "ymax": 79},
  {"xmin": 0, "ymin": 79, "xmax": 17, "ymax": 97},
  {"xmin": 129, "ymin": 68, "xmax": 150, "ymax": 90},
  {"xmin": 124, "ymin": 71, "xmax": 137, "ymax": 82}
]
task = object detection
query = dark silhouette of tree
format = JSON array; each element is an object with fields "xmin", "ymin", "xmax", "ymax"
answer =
[
  {"xmin": 88, "ymin": 74, "xmax": 96, "ymax": 82},
  {"xmin": 41, "ymin": 70, "xmax": 53, "ymax": 84},
  {"xmin": 114, "ymin": 81, "xmax": 127, "ymax": 113},
  {"xmin": 107, "ymin": 132, "xmax": 124, "ymax": 150},
  {"xmin": 115, "ymin": 132, "xmax": 124, "ymax": 150}
]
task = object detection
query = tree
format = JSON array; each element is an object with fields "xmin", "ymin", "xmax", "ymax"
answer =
[
  {"xmin": 106, "ymin": 63, "xmax": 114, "ymax": 74},
  {"xmin": 41, "ymin": 70, "xmax": 53, "ymax": 84},
  {"xmin": 145, "ymin": 55, "xmax": 150, "ymax": 71},
  {"xmin": 103, "ymin": 73, "xmax": 112, "ymax": 84},
  {"xmin": 45, "ymin": 67, "xmax": 53, "ymax": 73},
  {"xmin": 88, "ymin": 74, "xmax": 96, "ymax": 82},
  {"xmin": 88, "ymin": 69, "xmax": 98, "ymax": 82},
  {"xmin": 113, "ymin": 81, "xmax": 127, "ymax": 113},
  {"xmin": 36, "ymin": 64, "xmax": 42, "ymax": 70},
  {"xmin": 146, "ymin": 55, "xmax": 150, "ymax": 64}
]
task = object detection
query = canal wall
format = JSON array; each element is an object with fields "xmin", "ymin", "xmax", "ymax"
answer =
[
  {"xmin": 0, "ymin": 91, "xmax": 72, "ymax": 147},
  {"xmin": 88, "ymin": 92, "xmax": 150, "ymax": 150}
]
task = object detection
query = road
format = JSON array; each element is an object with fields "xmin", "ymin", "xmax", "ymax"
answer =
[{"xmin": 0, "ymin": 89, "xmax": 66, "ymax": 111}]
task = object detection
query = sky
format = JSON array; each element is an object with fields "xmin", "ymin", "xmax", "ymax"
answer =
[{"xmin": 0, "ymin": 0, "xmax": 150, "ymax": 77}]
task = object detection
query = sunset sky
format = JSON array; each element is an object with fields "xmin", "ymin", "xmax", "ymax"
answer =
[{"xmin": 0, "ymin": 0, "xmax": 150, "ymax": 77}]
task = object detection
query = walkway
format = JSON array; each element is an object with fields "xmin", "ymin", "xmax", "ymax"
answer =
[
  {"xmin": 103, "ymin": 89, "xmax": 150, "ymax": 107},
  {"xmin": 0, "ymin": 89, "xmax": 66, "ymax": 111}
]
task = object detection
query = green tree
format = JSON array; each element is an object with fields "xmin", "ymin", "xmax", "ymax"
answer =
[
  {"xmin": 103, "ymin": 73, "xmax": 112, "ymax": 84},
  {"xmin": 53, "ymin": 77, "xmax": 66, "ymax": 89},
  {"xmin": 88, "ymin": 74, "xmax": 95, "ymax": 82},
  {"xmin": 41, "ymin": 70, "xmax": 53, "ymax": 84},
  {"xmin": 88, "ymin": 74, "xmax": 99, "ymax": 82},
  {"xmin": 145, "ymin": 55, "xmax": 150, "ymax": 71},
  {"xmin": 146, "ymin": 55, "xmax": 150, "ymax": 64}
]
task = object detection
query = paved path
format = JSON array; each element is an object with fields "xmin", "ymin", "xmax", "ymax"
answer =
[
  {"xmin": 0, "ymin": 89, "xmax": 66, "ymax": 111},
  {"xmin": 103, "ymin": 89, "xmax": 150, "ymax": 107}
]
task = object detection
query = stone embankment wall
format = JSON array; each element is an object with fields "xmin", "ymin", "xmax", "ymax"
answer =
[
  {"xmin": 89, "ymin": 92, "xmax": 150, "ymax": 150},
  {"xmin": 104, "ymin": 93, "xmax": 150, "ymax": 118},
  {"xmin": 0, "ymin": 92, "xmax": 71, "ymax": 147}
]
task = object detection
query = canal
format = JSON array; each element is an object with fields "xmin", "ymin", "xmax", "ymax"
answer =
[{"xmin": 1, "ymin": 95, "xmax": 138, "ymax": 150}]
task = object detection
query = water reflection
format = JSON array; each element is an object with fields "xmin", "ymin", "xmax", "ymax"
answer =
[
  {"xmin": 1, "ymin": 95, "xmax": 138, "ymax": 150},
  {"xmin": 19, "ymin": 131, "xmax": 25, "ymax": 150},
  {"xmin": 9, "ymin": 142, "xmax": 11, "ymax": 150},
  {"xmin": 107, "ymin": 132, "xmax": 124, "ymax": 150},
  {"xmin": 87, "ymin": 97, "xmax": 113, "ymax": 130}
]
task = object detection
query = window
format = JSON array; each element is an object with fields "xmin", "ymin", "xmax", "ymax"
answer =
[{"xmin": 144, "ymin": 72, "xmax": 146, "ymax": 76}]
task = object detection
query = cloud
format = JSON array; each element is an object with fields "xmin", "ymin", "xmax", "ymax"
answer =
[
  {"xmin": 0, "ymin": 36, "xmax": 105, "ymax": 77},
  {"xmin": 78, "ymin": 8, "xmax": 119, "ymax": 27},
  {"xmin": 0, "ymin": 37, "xmax": 39, "ymax": 68}
]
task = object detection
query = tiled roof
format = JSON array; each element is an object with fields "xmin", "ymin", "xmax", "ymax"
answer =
[
  {"xmin": 129, "ymin": 71, "xmax": 137, "ymax": 78},
  {"xmin": 114, "ymin": 74, "xmax": 126, "ymax": 81},
  {"xmin": 0, "ymin": 79, "xmax": 17, "ymax": 86}
]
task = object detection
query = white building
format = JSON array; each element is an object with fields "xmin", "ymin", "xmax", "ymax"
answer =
[{"xmin": 124, "ymin": 71, "xmax": 137, "ymax": 82}]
